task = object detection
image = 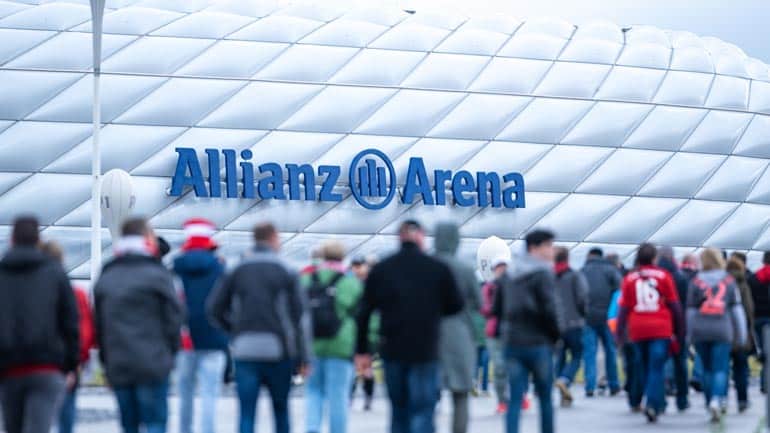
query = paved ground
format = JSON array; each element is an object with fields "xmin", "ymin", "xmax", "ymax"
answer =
[{"xmin": 66, "ymin": 386, "xmax": 766, "ymax": 433}]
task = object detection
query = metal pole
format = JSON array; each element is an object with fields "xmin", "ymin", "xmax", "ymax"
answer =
[{"xmin": 89, "ymin": 0, "xmax": 105, "ymax": 284}]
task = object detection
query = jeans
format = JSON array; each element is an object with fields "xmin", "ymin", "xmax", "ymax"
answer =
[
  {"xmin": 556, "ymin": 328, "xmax": 583, "ymax": 385},
  {"xmin": 692, "ymin": 353, "xmax": 704, "ymax": 386},
  {"xmin": 113, "ymin": 381, "xmax": 169, "ymax": 433},
  {"xmin": 732, "ymin": 349, "xmax": 750, "ymax": 404},
  {"xmin": 58, "ymin": 386, "xmax": 77, "ymax": 433},
  {"xmin": 486, "ymin": 338, "xmax": 509, "ymax": 404},
  {"xmin": 306, "ymin": 357, "xmax": 354, "ymax": 433},
  {"xmin": 632, "ymin": 339, "xmax": 669, "ymax": 413},
  {"xmin": 383, "ymin": 361, "xmax": 440, "ymax": 433},
  {"xmin": 0, "ymin": 372, "xmax": 66, "ymax": 433},
  {"xmin": 671, "ymin": 349, "xmax": 689, "ymax": 410},
  {"xmin": 477, "ymin": 346, "xmax": 489, "ymax": 392},
  {"xmin": 234, "ymin": 360, "xmax": 293, "ymax": 433},
  {"xmin": 582, "ymin": 324, "xmax": 620, "ymax": 393},
  {"xmin": 505, "ymin": 345, "xmax": 554, "ymax": 433},
  {"xmin": 176, "ymin": 350, "xmax": 227, "ymax": 433},
  {"xmin": 755, "ymin": 318, "xmax": 770, "ymax": 390},
  {"xmin": 695, "ymin": 342, "xmax": 731, "ymax": 406},
  {"xmin": 622, "ymin": 344, "xmax": 643, "ymax": 409}
]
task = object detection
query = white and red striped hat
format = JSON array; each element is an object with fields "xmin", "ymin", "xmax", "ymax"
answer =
[{"xmin": 182, "ymin": 217, "xmax": 218, "ymax": 251}]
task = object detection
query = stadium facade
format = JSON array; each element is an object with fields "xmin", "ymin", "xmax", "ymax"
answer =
[{"xmin": 1, "ymin": 0, "xmax": 770, "ymax": 277}]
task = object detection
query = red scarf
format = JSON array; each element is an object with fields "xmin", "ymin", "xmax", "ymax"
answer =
[{"xmin": 554, "ymin": 261, "xmax": 570, "ymax": 276}]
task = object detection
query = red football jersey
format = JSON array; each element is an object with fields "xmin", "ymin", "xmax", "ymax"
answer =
[{"xmin": 619, "ymin": 265, "xmax": 679, "ymax": 342}]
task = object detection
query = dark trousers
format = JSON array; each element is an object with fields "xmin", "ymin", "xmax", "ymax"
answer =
[
  {"xmin": 58, "ymin": 386, "xmax": 77, "ymax": 433},
  {"xmin": 632, "ymin": 339, "xmax": 669, "ymax": 413},
  {"xmin": 755, "ymin": 318, "xmax": 770, "ymax": 391},
  {"xmin": 234, "ymin": 360, "xmax": 293, "ymax": 433},
  {"xmin": 113, "ymin": 380, "xmax": 169, "ymax": 433},
  {"xmin": 732, "ymin": 349, "xmax": 750, "ymax": 404},
  {"xmin": 383, "ymin": 361, "xmax": 440, "ymax": 433},
  {"xmin": 671, "ymin": 349, "xmax": 689, "ymax": 410},
  {"xmin": 505, "ymin": 345, "xmax": 554, "ymax": 433},
  {"xmin": 477, "ymin": 346, "xmax": 489, "ymax": 392},
  {"xmin": 622, "ymin": 344, "xmax": 643, "ymax": 408},
  {"xmin": 582, "ymin": 323, "xmax": 620, "ymax": 392},
  {"xmin": 556, "ymin": 328, "xmax": 583, "ymax": 385},
  {"xmin": 0, "ymin": 372, "xmax": 65, "ymax": 433}
]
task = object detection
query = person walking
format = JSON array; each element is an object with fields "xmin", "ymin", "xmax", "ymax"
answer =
[
  {"xmin": 552, "ymin": 247, "xmax": 589, "ymax": 408},
  {"xmin": 207, "ymin": 222, "xmax": 311, "ymax": 433},
  {"xmin": 303, "ymin": 241, "xmax": 363, "ymax": 433},
  {"xmin": 480, "ymin": 257, "xmax": 511, "ymax": 414},
  {"xmin": 0, "ymin": 216, "xmax": 80, "ymax": 433},
  {"xmin": 657, "ymin": 246, "xmax": 690, "ymax": 411},
  {"xmin": 355, "ymin": 220, "xmax": 463, "ymax": 433},
  {"xmin": 750, "ymin": 251, "xmax": 770, "ymax": 393},
  {"xmin": 173, "ymin": 218, "xmax": 229, "ymax": 433},
  {"xmin": 349, "ymin": 256, "xmax": 379, "ymax": 411},
  {"xmin": 494, "ymin": 229, "xmax": 561, "ymax": 433},
  {"xmin": 40, "ymin": 241, "xmax": 96, "ymax": 433},
  {"xmin": 94, "ymin": 217, "xmax": 183, "ymax": 433},
  {"xmin": 687, "ymin": 248, "xmax": 747, "ymax": 422},
  {"xmin": 726, "ymin": 257, "xmax": 755, "ymax": 413},
  {"xmin": 616, "ymin": 243, "xmax": 683, "ymax": 423},
  {"xmin": 581, "ymin": 248, "xmax": 622, "ymax": 397},
  {"xmin": 435, "ymin": 223, "xmax": 481, "ymax": 433}
]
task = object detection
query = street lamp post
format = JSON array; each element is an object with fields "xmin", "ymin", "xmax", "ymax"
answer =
[{"xmin": 89, "ymin": 0, "xmax": 106, "ymax": 283}]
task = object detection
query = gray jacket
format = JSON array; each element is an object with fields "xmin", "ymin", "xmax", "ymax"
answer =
[
  {"xmin": 687, "ymin": 269, "xmax": 748, "ymax": 346},
  {"xmin": 435, "ymin": 223, "xmax": 480, "ymax": 392},
  {"xmin": 582, "ymin": 257, "xmax": 622, "ymax": 326},
  {"xmin": 207, "ymin": 244, "xmax": 311, "ymax": 363},
  {"xmin": 554, "ymin": 267, "xmax": 589, "ymax": 332},
  {"xmin": 94, "ymin": 254, "xmax": 183, "ymax": 386}
]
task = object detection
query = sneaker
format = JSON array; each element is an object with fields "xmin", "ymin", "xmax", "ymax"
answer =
[
  {"xmin": 708, "ymin": 400, "xmax": 722, "ymax": 423},
  {"xmin": 555, "ymin": 379, "xmax": 573, "ymax": 407},
  {"xmin": 644, "ymin": 407, "xmax": 658, "ymax": 423},
  {"xmin": 585, "ymin": 390, "xmax": 595, "ymax": 398},
  {"xmin": 495, "ymin": 402, "xmax": 508, "ymax": 415},
  {"xmin": 631, "ymin": 405, "xmax": 642, "ymax": 413},
  {"xmin": 677, "ymin": 402, "xmax": 690, "ymax": 413},
  {"xmin": 609, "ymin": 387, "xmax": 621, "ymax": 397},
  {"xmin": 738, "ymin": 401, "xmax": 750, "ymax": 413},
  {"xmin": 521, "ymin": 395, "xmax": 531, "ymax": 411},
  {"xmin": 689, "ymin": 379, "xmax": 703, "ymax": 393},
  {"xmin": 720, "ymin": 401, "xmax": 728, "ymax": 415}
]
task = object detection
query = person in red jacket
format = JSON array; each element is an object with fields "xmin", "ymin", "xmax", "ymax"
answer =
[
  {"xmin": 41, "ymin": 241, "xmax": 96, "ymax": 433},
  {"xmin": 615, "ymin": 243, "xmax": 683, "ymax": 423}
]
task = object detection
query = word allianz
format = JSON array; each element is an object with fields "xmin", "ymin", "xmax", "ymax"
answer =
[{"xmin": 170, "ymin": 147, "xmax": 526, "ymax": 209}]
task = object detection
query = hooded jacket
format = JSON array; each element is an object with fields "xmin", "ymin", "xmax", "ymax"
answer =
[
  {"xmin": 582, "ymin": 257, "xmax": 622, "ymax": 326},
  {"xmin": 554, "ymin": 265, "xmax": 589, "ymax": 332},
  {"xmin": 494, "ymin": 254, "xmax": 561, "ymax": 347},
  {"xmin": 658, "ymin": 257, "xmax": 689, "ymax": 308},
  {"xmin": 94, "ymin": 252, "xmax": 183, "ymax": 386},
  {"xmin": 435, "ymin": 223, "xmax": 481, "ymax": 392},
  {"xmin": 0, "ymin": 247, "xmax": 80, "ymax": 374},
  {"xmin": 173, "ymin": 249, "xmax": 228, "ymax": 351},
  {"xmin": 686, "ymin": 269, "xmax": 747, "ymax": 346}
]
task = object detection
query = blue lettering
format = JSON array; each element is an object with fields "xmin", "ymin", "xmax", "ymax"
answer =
[
  {"xmin": 476, "ymin": 171, "xmax": 501, "ymax": 208},
  {"xmin": 257, "ymin": 163, "xmax": 285, "ymax": 200},
  {"xmin": 433, "ymin": 169, "xmax": 452, "ymax": 205},
  {"xmin": 503, "ymin": 173, "xmax": 526, "ymax": 208},
  {"xmin": 452, "ymin": 171, "xmax": 475, "ymax": 207},
  {"xmin": 171, "ymin": 148, "xmax": 208, "ymax": 197},
  {"xmin": 205, "ymin": 149, "xmax": 221, "ymax": 197},
  {"xmin": 286, "ymin": 164, "xmax": 316, "ymax": 200},
  {"xmin": 223, "ymin": 149, "xmax": 238, "ymax": 198},
  {"xmin": 402, "ymin": 157, "xmax": 434, "ymax": 205},
  {"xmin": 240, "ymin": 149, "xmax": 255, "ymax": 199},
  {"xmin": 318, "ymin": 165, "xmax": 343, "ymax": 201}
]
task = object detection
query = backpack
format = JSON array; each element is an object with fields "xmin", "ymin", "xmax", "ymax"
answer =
[
  {"xmin": 692, "ymin": 276, "xmax": 733, "ymax": 316},
  {"xmin": 307, "ymin": 272, "xmax": 345, "ymax": 339}
]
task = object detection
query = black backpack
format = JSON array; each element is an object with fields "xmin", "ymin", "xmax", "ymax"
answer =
[{"xmin": 307, "ymin": 271, "xmax": 345, "ymax": 339}]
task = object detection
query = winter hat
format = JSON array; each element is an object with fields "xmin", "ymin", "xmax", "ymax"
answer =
[{"xmin": 181, "ymin": 217, "xmax": 218, "ymax": 251}]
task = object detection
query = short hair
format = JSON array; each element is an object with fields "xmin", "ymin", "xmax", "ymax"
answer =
[
  {"xmin": 555, "ymin": 246, "xmax": 569, "ymax": 263},
  {"xmin": 701, "ymin": 247, "xmax": 726, "ymax": 271},
  {"xmin": 658, "ymin": 245, "xmax": 675, "ymax": 260},
  {"xmin": 636, "ymin": 243, "xmax": 657, "ymax": 266},
  {"xmin": 730, "ymin": 251, "xmax": 748, "ymax": 265},
  {"xmin": 525, "ymin": 229, "xmax": 555, "ymax": 251},
  {"xmin": 12, "ymin": 215, "xmax": 40, "ymax": 246},
  {"xmin": 398, "ymin": 219, "xmax": 423, "ymax": 236},
  {"xmin": 606, "ymin": 253, "xmax": 620, "ymax": 267},
  {"xmin": 40, "ymin": 240, "xmax": 63, "ymax": 263},
  {"xmin": 319, "ymin": 241, "xmax": 346, "ymax": 262},
  {"xmin": 588, "ymin": 247, "xmax": 603, "ymax": 258},
  {"xmin": 764, "ymin": 251, "xmax": 770, "ymax": 265},
  {"xmin": 121, "ymin": 217, "xmax": 151, "ymax": 237},
  {"xmin": 253, "ymin": 222, "xmax": 278, "ymax": 243}
]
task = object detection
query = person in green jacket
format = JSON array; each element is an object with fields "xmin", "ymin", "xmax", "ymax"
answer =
[{"xmin": 302, "ymin": 241, "xmax": 363, "ymax": 433}]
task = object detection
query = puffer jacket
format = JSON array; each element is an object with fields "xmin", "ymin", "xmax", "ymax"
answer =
[{"xmin": 582, "ymin": 257, "xmax": 622, "ymax": 326}]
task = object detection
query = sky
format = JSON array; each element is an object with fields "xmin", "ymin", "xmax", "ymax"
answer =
[{"xmin": 389, "ymin": 0, "xmax": 770, "ymax": 63}]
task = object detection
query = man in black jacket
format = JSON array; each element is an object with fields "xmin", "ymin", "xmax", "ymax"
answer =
[
  {"xmin": 94, "ymin": 217, "xmax": 183, "ymax": 433},
  {"xmin": 494, "ymin": 229, "xmax": 560, "ymax": 433},
  {"xmin": 355, "ymin": 220, "xmax": 463, "ymax": 433},
  {"xmin": 0, "ymin": 216, "xmax": 79, "ymax": 433}
]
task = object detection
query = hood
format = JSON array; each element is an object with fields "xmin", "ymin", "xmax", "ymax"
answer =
[
  {"xmin": 434, "ymin": 222, "xmax": 460, "ymax": 256},
  {"xmin": 657, "ymin": 256, "xmax": 677, "ymax": 275},
  {"xmin": 757, "ymin": 265, "xmax": 770, "ymax": 285},
  {"xmin": 0, "ymin": 246, "xmax": 49, "ymax": 271},
  {"xmin": 174, "ymin": 249, "xmax": 220, "ymax": 275},
  {"xmin": 510, "ymin": 253, "xmax": 551, "ymax": 279},
  {"xmin": 697, "ymin": 269, "xmax": 728, "ymax": 286}
]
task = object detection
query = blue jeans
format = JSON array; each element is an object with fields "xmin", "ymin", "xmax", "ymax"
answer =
[
  {"xmin": 58, "ymin": 386, "xmax": 77, "ymax": 433},
  {"xmin": 477, "ymin": 346, "xmax": 489, "ymax": 392},
  {"xmin": 732, "ymin": 349, "xmax": 750, "ymax": 404},
  {"xmin": 113, "ymin": 381, "xmax": 169, "ymax": 433},
  {"xmin": 582, "ymin": 324, "xmax": 620, "ymax": 393},
  {"xmin": 505, "ymin": 345, "xmax": 554, "ymax": 433},
  {"xmin": 755, "ymin": 318, "xmax": 770, "ymax": 390},
  {"xmin": 383, "ymin": 361, "xmax": 440, "ymax": 433},
  {"xmin": 632, "ymin": 339, "xmax": 669, "ymax": 413},
  {"xmin": 556, "ymin": 328, "xmax": 583, "ymax": 385},
  {"xmin": 622, "ymin": 344, "xmax": 643, "ymax": 408},
  {"xmin": 234, "ymin": 360, "xmax": 293, "ymax": 433},
  {"xmin": 306, "ymin": 358, "xmax": 354, "ymax": 433},
  {"xmin": 176, "ymin": 350, "xmax": 227, "ymax": 433},
  {"xmin": 695, "ymin": 342, "xmax": 731, "ymax": 406},
  {"xmin": 665, "ymin": 348, "xmax": 689, "ymax": 410}
]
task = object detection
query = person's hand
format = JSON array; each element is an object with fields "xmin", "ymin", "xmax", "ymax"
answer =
[
  {"xmin": 355, "ymin": 354, "xmax": 372, "ymax": 373},
  {"xmin": 65, "ymin": 372, "xmax": 77, "ymax": 391}
]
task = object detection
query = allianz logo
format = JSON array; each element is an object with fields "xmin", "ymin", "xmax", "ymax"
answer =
[{"xmin": 171, "ymin": 148, "xmax": 526, "ymax": 210}]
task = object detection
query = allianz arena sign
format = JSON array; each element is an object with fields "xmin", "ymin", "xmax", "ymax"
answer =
[{"xmin": 171, "ymin": 148, "xmax": 526, "ymax": 210}]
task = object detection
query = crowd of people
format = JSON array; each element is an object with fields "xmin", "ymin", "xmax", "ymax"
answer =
[{"xmin": 0, "ymin": 213, "xmax": 769, "ymax": 433}]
